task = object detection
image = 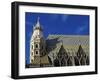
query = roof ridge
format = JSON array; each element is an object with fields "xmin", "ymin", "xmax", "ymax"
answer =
[{"xmin": 48, "ymin": 34, "xmax": 89, "ymax": 36}]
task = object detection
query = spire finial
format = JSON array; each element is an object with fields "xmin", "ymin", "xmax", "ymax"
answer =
[
  {"xmin": 37, "ymin": 17, "xmax": 40, "ymax": 22},
  {"xmin": 34, "ymin": 17, "xmax": 43, "ymax": 31},
  {"xmin": 36, "ymin": 17, "xmax": 40, "ymax": 27}
]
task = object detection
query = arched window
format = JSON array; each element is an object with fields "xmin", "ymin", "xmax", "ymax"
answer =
[
  {"xmin": 35, "ymin": 44, "xmax": 38, "ymax": 48},
  {"xmin": 36, "ymin": 51, "xmax": 38, "ymax": 54},
  {"xmin": 31, "ymin": 45, "xmax": 33, "ymax": 49}
]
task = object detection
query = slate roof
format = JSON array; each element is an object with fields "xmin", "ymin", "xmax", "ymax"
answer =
[{"xmin": 46, "ymin": 35, "xmax": 89, "ymax": 61}]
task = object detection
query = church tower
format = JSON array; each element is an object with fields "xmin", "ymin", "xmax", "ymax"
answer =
[{"xmin": 30, "ymin": 17, "xmax": 49, "ymax": 66}]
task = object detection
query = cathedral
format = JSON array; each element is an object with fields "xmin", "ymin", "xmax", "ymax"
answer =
[{"xmin": 28, "ymin": 18, "xmax": 89, "ymax": 68}]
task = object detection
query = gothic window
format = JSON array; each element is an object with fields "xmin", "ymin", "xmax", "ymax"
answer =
[
  {"xmin": 31, "ymin": 45, "xmax": 33, "ymax": 49},
  {"xmin": 35, "ymin": 44, "xmax": 38, "ymax": 48},
  {"xmin": 36, "ymin": 51, "xmax": 38, "ymax": 54}
]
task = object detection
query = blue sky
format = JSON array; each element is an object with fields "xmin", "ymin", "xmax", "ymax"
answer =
[{"xmin": 25, "ymin": 12, "xmax": 89, "ymax": 64}]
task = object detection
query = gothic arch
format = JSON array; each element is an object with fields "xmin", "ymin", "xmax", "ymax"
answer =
[
  {"xmin": 77, "ymin": 45, "xmax": 86, "ymax": 59},
  {"xmin": 74, "ymin": 56, "xmax": 80, "ymax": 66},
  {"xmin": 80, "ymin": 57, "xmax": 86, "ymax": 65},
  {"xmin": 61, "ymin": 58, "xmax": 66, "ymax": 66},
  {"xmin": 54, "ymin": 58, "xmax": 60, "ymax": 66},
  {"xmin": 35, "ymin": 44, "xmax": 38, "ymax": 48},
  {"xmin": 67, "ymin": 57, "xmax": 73, "ymax": 66},
  {"xmin": 57, "ymin": 45, "xmax": 68, "ymax": 59}
]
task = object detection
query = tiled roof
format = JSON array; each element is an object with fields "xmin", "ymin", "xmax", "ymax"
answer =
[
  {"xmin": 46, "ymin": 34, "xmax": 89, "ymax": 61},
  {"xmin": 47, "ymin": 35, "xmax": 89, "ymax": 46}
]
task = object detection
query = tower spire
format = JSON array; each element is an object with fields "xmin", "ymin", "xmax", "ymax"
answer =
[
  {"xmin": 36, "ymin": 17, "xmax": 40, "ymax": 27},
  {"xmin": 34, "ymin": 17, "xmax": 43, "ymax": 31}
]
